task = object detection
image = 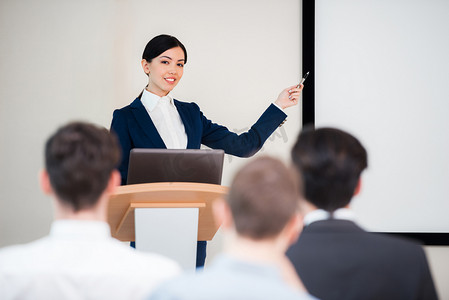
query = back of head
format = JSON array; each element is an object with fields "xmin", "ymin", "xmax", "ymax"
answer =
[
  {"xmin": 227, "ymin": 156, "xmax": 301, "ymax": 239},
  {"xmin": 45, "ymin": 122, "xmax": 121, "ymax": 211},
  {"xmin": 291, "ymin": 127, "xmax": 367, "ymax": 211}
]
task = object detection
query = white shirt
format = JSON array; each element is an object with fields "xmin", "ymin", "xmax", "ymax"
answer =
[
  {"xmin": 140, "ymin": 89, "xmax": 188, "ymax": 149},
  {"xmin": 0, "ymin": 220, "xmax": 181, "ymax": 300},
  {"xmin": 303, "ymin": 208, "xmax": 356, "ymax": 226}
]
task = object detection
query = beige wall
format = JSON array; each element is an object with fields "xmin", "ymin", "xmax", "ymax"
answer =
[
  {"xmin": 0, "ymin": 0, "xmax": 301, "ymax": 245},
  {"xmin": 0, "ymin": 1, "xmax": 447, "ymax": 298}
]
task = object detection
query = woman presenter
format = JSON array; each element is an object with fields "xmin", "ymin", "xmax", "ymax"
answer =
[{"xmin": 110, "ymin": 34, "xmax": 303, "ymax": 267}]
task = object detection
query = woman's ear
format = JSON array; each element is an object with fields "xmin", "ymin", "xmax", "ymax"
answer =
[{"xmin": 141, "ymin": 59, "xmax": 150, "ymax": 75}]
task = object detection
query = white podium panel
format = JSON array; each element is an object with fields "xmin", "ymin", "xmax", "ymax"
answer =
[{"xmin": 135, "ymin": 207, "xmax": 199, "ymax": 270}]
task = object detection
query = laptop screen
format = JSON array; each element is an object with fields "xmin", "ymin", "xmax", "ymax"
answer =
[{"xmin": 126, "ymin": 149, "xmax": 225, "ymax": 185}]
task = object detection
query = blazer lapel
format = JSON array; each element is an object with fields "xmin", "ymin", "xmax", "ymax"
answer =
[
  {"xmin": 130, "ymin": 98, "xmax": 166, "ymax": 148},
  {"xmin": 175, "ymin": 100, "xmax": 196, "ymax": 149}
]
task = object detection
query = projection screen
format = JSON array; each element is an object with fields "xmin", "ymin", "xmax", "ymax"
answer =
[{"xmin": 302, "ymin": 0, "xmax": 449, "ymax": 244}]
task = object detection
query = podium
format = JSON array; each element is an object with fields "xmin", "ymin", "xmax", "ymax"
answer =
[{"xmin": 107, "ymin": 182, "xmax": 228, "ymax": 270}]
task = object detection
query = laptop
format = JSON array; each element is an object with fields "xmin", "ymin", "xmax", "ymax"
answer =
[{"xmin": 126, "ymin": 148, "xmax": 225, "ymax": 185}]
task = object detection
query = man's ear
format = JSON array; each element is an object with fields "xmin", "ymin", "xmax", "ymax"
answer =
[
  {"xmin": 39, "ymin": 169, "xmax": 53, "ymax": 195},
  {"xmin": 285, "ymin": 213, "xmax": 303, "ymax": 246},
  {"xmin": 212, "ymin": 198, "xmax": 233, "ymax": 230},
  {"xmin": 353, "ymin": 177, "xmax": 362, "ymax": 196},
  {"xmin": 106, "ymin": 170, "xmax": 121, "ymax": 194},
  {"xmin": 141, "ymin": 59, "xmax": 150, "ymax": 75}
]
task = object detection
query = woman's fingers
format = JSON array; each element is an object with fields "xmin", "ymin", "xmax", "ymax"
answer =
[{"xmin": 275, "ymin": 84, "xmax": 304, "ymax": 109}]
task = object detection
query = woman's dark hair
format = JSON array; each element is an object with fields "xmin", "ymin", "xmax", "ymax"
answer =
[{"xmin": 142, "ymin": 34, "xmax": 187, "ymax": 64}]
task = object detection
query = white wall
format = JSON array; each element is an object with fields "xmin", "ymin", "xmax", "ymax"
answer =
[{"xmin": 0, "ymin": 0, "xmax": 300, "ymax": 263}]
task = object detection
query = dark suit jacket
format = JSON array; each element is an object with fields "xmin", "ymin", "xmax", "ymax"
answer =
[
  {"xmin": 287, "ymin": 219, "xmax": 438, "ymax": 300},
  {"xmin": 110, "ymin": 98, "xmax": 286, "ymax": 185}
]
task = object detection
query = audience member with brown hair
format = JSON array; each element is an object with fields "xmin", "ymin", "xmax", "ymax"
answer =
[
  {"xmin": 147, "ymin": 156, "xmax": 317, "ymax": 300},
  {"xmin": 0, "ymin": 122, "xmax": 181, "ymax": 300},
  {"xmin": 287, "ymin": 126, "xmax": 438, "ymax": 300}
]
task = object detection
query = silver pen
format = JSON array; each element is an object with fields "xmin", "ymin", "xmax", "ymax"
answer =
[{"xmin": 297, "ymin": 71, "xmax": 309, "ymax": 88}]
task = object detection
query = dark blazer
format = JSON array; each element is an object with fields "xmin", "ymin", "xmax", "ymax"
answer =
[
  {"xmin": 287, "ymin": 219, "xmax": 438, "ymax": 300},
  {"xmin": 110, "ymin": 98, "xmax": 287, "ymax": 185}
]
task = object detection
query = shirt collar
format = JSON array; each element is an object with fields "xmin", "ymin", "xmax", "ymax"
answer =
[
  {"xmin": 303, "ymin": 208, "xmax": 355, "ymax": 226},
  {"xmin": 141, "ymin": 89, "xmax": 174, "ymax": 112},
  {"xmin": 49, "ymin": 220, "xmax": 112, "ymax": 240}
]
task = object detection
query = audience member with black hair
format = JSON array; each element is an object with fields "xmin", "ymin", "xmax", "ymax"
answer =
[
  {"xmin": 147, "ymin": 156, "xmax": 317, "ymax": 300},
  {"xmin": 110, "ymin": 34, "xmax": 304, "ymax": 267},
  {"xmin": 0, "ymin": 122, "xmax": 181, "ymax": 300},
  {"xmin": 287, "ymin": 126, "xmax": 438, "ymax": 300}
]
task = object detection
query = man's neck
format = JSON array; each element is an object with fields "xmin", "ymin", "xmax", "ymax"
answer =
[
  {"xmin": 224, "ymin": 232, "xmax": 307, "ymax": 292},
  {"xmin": 54, "ymin": 210, "xmax": 107, "ymax": 222},
  {"xmin": 299, "ymin": 200, "xmax": 318, "ymax": 215},
  {"xmin": 300, "ymin": 201, "xmax": 351, "ymax": 215},
  {"xmin": 224, "ymin": 232, "xmax": 286, "ymax": 265},
  {"xmin": 53, "ymin": 196, "xmax": 107, "ymax": 222}
]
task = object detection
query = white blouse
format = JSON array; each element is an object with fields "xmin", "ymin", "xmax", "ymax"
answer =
[{"xmin": 140, "ymin": 89, "xmax": 188, "ymax": 149}]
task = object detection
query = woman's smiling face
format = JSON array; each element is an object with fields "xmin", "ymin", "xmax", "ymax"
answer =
[{"xmin": 143, "ymin": 46, "xmax": 185, "ymax": 97}]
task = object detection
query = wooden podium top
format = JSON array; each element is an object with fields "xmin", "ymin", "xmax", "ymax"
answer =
[{"xmin": 107, "ymin": 182, "xmax": 228, "ymax": 242}]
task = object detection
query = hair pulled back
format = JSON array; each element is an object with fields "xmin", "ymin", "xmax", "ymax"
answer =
[{"xmin": 142, "ymin": 34, "xmax": 187, "ymax": 64}]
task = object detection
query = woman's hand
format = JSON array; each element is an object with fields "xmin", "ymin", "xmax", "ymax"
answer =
[{"xmin": 274, "ymin": 84, "xmax": 304, "ymax": 110}]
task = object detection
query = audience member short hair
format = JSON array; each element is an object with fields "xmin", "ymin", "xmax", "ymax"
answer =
[
  {"xmin": 45, "ymin": 122, "xmax": 121, "ymax": 211},
  {"xmin": 226, "ymin": 156, "xmax": 301, "ymax": 239},
  {"xmin": 291, "ymin": 126, "xmax": 367, "ymax": 211}
]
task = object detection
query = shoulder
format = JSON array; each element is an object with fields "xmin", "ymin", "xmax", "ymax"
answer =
[
  {"xmin": 150, "ymin": 274, "xmax": 315, "ymax": 300},
  {"xmin": 111, "ymin": 99, "xmax": 143, "ymax": 128},
  {"xmin": 113, "ymin": 98, "xmax": 141, "ymax": 114},
  {"xmin": 368, "ymin": 232, "xmax": 425, "ymax": 254},
  {"xmin": 106, "ymin": 239, "xmax": 181, "ymax": 274},
  {"xmin": 301, "ymin": 220, "xmax": 425, "ymax": 258},
  {"xmin": 132, "ymin": 249, "xmax": 181, "ymax": 272},
  {"xmin": 0, "ymin": 238, "xmax": 49, "ymax": 270},
  {"xmin": 147, "ymin": 271, "xmax": 202, "ymax": 300},
  {"xmin": 149, "ymin": 262, "xmax": 315, "ymax": 300},
  {"xmin": 174, "ymin": 99, "xmax": 200, "ymax": 111}
]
